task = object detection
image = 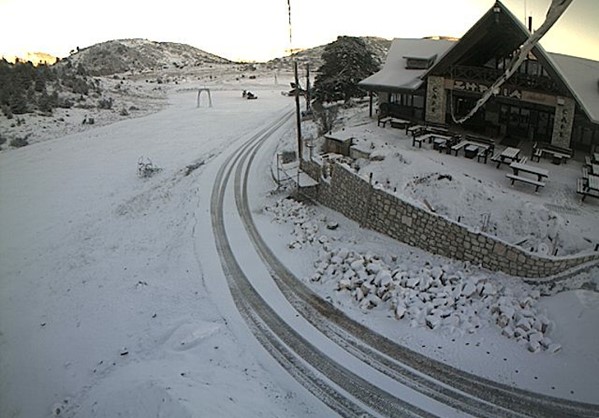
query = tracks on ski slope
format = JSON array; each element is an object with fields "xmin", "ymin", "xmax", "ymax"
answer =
[
  {"xmin": 211, "ymin": 110, "xmax": 437, "ymax": 417},
  {"xmin": 225, "ymin": 114, "xmax": 599, "ymax": 418}
]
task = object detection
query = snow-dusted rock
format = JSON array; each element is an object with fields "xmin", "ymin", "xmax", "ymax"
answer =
[
  {"xmin": 338, "ymin": 278, "xmax": 352, "ymax": 291},
  {"xmin": 366, "ymin": 262, "xmax": 382, "ymax": 274},
  {"xmin": 426, "ymin": 314, "xmax": 442, "ymax": 330},
  {"xmin": 406, "ymin": 277, "xmax": 420, "ymax": 288},
  {"xmin": 350, "ymin": 259, "xmax": 365, "ymax": 272},
  {"xmin": 430, "ymin": 266, "xmax": 444, "ymax": 281},
  {"xmin": 547, "ymin": 343, "xmax": 562, "ymax": 354},
  {"xmin": 395, "ymin": 305, "xmax": 406, "ymax": 320},
  {"xmin": 481, "ymin": 282, "xmax": 497, "ymax": 296},
  {"xmin": 461, "ymin": 282, "xmax": 477, "ymax": 298},
  {"xmin": 528, "ymin": 340, "xmax": 541, "ymax": 353},
  {"xmin": 375, "ymin": 270, "xmax": 393, "ymax": 287},
  {"xmin": 337, "ymin": 248, "xmax": 350, "ymax": 260}
]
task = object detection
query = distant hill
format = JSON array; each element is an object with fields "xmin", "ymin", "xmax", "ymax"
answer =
[
  {"xmin": 60, "ymin": 39, "xmax": 232, "ymax": 76},
  {"xmin": 266, "ymin": 37, "xmax": 392, "ymax": 70},
  {"xmin": 3, "ymin": 52, "xmax": 58, "ymax": 66}
]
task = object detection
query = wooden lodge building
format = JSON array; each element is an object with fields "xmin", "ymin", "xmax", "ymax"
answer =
[{"xmin": 359, "ymin": 1, "xmax": 599, "ymax": 151}]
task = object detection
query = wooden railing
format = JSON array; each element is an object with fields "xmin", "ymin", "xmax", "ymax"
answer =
[{"xmin": 451, "ymin": 65, "xmax": 560, "ymax": 94}]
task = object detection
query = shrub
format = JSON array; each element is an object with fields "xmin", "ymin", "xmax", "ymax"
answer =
[
  {"xmin": 137, "ymin": 156, "xmax": 162, "ymax": 178},
  {"xmin": 10, "ymin": 137, "xmax": 28, "ymax": 148},
  {"xmin": 312, "ymin": 101, "xmax": 339, "ymax": 136},
  {"xmin": 98, "ymin": 97, "xmax": 113, "ymax": 109}
]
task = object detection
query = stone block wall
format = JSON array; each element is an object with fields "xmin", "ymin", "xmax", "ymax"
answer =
[{"xmin": 300, "ymin": 159, "xmax": 599, "ymax": 278}]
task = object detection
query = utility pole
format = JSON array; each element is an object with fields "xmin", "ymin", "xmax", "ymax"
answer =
[
  {"xmin": 306, "ymin": 63, "xmax": 311, "ymax": 113},
  {"xmin": 294, "ymin": 60, "xmax": 303, "ymax": 159}
]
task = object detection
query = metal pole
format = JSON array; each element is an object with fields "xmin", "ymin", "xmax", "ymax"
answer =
[
  {"xmin": 294, "ymin": 60, "xmax": 303, "ymax": 160},
  {"xmin": 306, "ymin": 63, "xmax": 311, "ymax": 112}
]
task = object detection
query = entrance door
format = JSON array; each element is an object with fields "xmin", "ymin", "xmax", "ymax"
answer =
[
  {"xmin": 500, "ymin": 104, "xmax": 554, "ymax": 144},
  {"xmin": 500, "ymin": 105, "xmax": 530, "ymax": 140}
]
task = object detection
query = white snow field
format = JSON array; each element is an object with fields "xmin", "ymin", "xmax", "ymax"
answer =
[{"xmin": 1, "ymin": 71, "xmax": 598, "ymax": 417}]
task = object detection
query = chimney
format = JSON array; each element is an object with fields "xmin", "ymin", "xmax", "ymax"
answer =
[{"xmin": 528, "ymin": 16, "xmax": 533, "ymax": 32}]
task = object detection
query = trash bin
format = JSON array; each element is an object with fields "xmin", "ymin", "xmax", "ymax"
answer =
[{"xmin": 465, "ymin": 145, "xmax": 478, "ymax": 159}]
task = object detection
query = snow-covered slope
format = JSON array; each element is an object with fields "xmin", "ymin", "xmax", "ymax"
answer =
[{"xmin": 62, "ymin": 38, "xmax": 232, "ymax": 75}]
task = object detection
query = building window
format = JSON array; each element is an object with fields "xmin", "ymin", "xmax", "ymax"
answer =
[
  {"xmin": 413, "ymin": 95, "xmax": 424, "ymax": 109},
  {"xmin": 405, "ymin": 55, "xmax": 437, "ymax": 70}
]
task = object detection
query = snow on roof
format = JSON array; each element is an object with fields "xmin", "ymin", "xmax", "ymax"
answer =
[
  {"xmin": 548, "ymin": 52, "xmax": 599, "ymax": 124},
  {"xmin": 359, "ymin": 38, "xmax": 455, "ymax": 92}
]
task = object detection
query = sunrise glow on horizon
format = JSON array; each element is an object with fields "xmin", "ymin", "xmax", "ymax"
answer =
[{"xmin": 1, "ymin": 0, "xmax": 598, "ymax": 63}]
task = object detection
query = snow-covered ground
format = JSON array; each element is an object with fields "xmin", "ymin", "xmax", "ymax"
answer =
[
  {"xmin": 302, "ymin": 104, "xmax": 599, "ymax": 257},
  {"xmin": 1, "ymin": 68, "xmax": 598, "ymax": 417}
]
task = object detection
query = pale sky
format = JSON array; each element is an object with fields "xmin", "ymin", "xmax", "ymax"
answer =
[{"xmin": 0, "ymin": 0, "xmax": 597, "ymax": 62}]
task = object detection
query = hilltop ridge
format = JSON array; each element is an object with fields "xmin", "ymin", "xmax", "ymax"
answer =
[{"xmin": 60, "ymin": 38, "xmax": 233, "ymax": 75}]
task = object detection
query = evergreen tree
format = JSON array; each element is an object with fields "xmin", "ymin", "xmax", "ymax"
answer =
[{"xmin": 313, "ymin": 36, "xmax": 380, "ymax": 103}]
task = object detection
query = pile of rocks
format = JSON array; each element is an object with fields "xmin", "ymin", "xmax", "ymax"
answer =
[
  {"xmin": 265, "ymin": 198, "xmax": 322, "ymax": 249},
  {"xmin": 264, "ymin": 197, "xmax": 561, "ymax": 353},
  {"xmin": 310, "ymin": 247, "xmax": 561, "ymax": 353}
]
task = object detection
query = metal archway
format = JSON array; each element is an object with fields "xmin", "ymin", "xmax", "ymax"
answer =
[{"xmin": 197, "ymin": 88, "xmax": 212, "ymax": 108}]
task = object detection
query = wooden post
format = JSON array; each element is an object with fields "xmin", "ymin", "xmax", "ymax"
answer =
[{"xmin": 294, "ymin": 61, "xmax": 303, "ymax": 159}]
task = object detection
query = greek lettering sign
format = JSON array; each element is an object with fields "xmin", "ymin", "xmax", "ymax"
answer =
[{"xmin": 452, "ymin": 80, "xmax": 522, "ymax": 100}]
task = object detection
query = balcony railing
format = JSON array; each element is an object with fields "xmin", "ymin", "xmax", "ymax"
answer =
[{"xmin": 451, "ymin": 65, "xmax": 560, "ymax": 94}]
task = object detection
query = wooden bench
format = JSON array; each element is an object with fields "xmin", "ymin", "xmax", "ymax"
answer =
[
  {"xmin": 477, "ymin": 146, "xmax": 493, "ymax": 163},
  {"xmin": 491, "ymin": 152, "xmax": 502, "ymax": 164},
  {"xmin": 585, "ymin": 156, "xmax": 592, "ymax": 166},
  {"xmin": 390, "ymin": 118, "xmax": 410, "ymax": 129},
  {"xmin": 576, "ymin": 178, "xmax": 599, "ymax": 201},
  {"xmin": 506, "ymin": 174, "xmax": 546, "ymax": 192},
  {"xmin": 410, "ymin": 127, "xmax": 427, "ymax": 139},
  {"xmin": 518, "ymin": 156, "xmax": 528, "ymax": 164},
  {"xmin": 451, "ymin": 140, "xmax": 468, "ymax": 155}
]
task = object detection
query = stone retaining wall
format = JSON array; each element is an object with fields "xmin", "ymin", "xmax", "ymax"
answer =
[{"xmin": 300, "ymin": 159, "xmax": 599, "ymax": 278}]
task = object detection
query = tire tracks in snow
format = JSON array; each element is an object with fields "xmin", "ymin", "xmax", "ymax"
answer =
[
  {"xmin": 210, "ymin": 110, "xmax": 434, "ymax": 418},
  {"xmin": 231, "ymin": 123, "xmax": 599, "ymax": 418}
]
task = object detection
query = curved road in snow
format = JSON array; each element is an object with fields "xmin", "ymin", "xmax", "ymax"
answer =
[{"xmin": 211, "ymin": 111, "xmax": 599, "ymax": 417}]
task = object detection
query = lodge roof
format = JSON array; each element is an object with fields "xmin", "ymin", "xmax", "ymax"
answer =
[
  {"xmin": 550, "ymin": 53, "xmax": 599, "ymax": 124},
  {"xmin": 359, "ymin": 38, "xmax": 455, "ymax": 93}
]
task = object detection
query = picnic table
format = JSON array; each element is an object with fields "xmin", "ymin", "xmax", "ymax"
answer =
[
  {"xmin": 492, "ymin": 147, "xmax": 521, "ymax": 168},
  {"xmin": 506, "ymin": 162, "xmax": 548, "ymax": 192},
  {"xmin": 532, "ymin": 144, "xmax": 572, "ymax": 165},
  {"xmin": 509, "ymin": 162, "xmax": 549, "ymax": 181},
  {"xmin": 412, "ymin": 133, "xmax": 454, "ymax": 149},
  {"xmin": 593, "ymin": 153, "xmax": 599, "ymax": 164},
  {"xmin": 592, "ymin": 164, "xmax": 599, "ymax": 175},
  {"xmin": 377, "ymin": 116, "xmax": 393, "ymax": 127},
  {"xmin": 576, "ymin": 174, "xmax": 599, "ymax": 201}
]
